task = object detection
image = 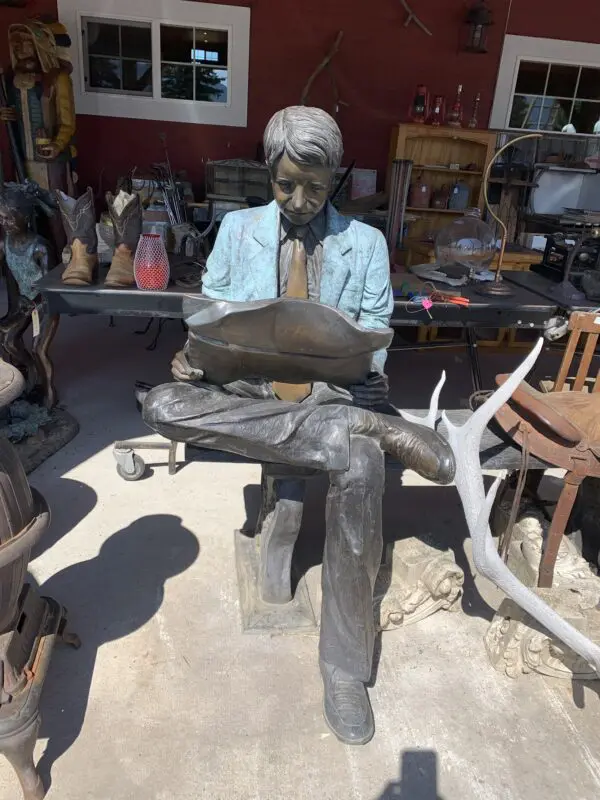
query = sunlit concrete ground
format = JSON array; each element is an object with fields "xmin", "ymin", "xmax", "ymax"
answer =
[{"xmin": 0, "ymin": 313, "xmax": 599, "ymax": 800}]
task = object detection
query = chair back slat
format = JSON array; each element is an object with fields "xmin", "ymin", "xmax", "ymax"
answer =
[
  {"xmin": 554, "ymin": 312, "xmax": 600, "ymax": 393},
  {"xmin": 554, "ymin": 329, "xmax": 581, "ymax": 391},
  {"xmin": 574, "ymin": 333, "xmax": 599, "ymax": 391}
]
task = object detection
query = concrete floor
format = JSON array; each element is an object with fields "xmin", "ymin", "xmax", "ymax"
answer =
[{"xmin": 1, "ymin": 314, "xmax": 600, "ymax": 800}]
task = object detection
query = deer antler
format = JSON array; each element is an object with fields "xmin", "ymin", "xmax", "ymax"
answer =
[
  {"xmin": 442, "ymin": 337, "xmax": 600, "ymax": 675},
  {"xmin": 398, "ymin": 371, "xmax": 446, "ymax": 429}
]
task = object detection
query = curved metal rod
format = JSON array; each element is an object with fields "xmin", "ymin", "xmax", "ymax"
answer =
[{"xmin": 483, "ymin": 132, "xmax": 543, "ymax": 282}]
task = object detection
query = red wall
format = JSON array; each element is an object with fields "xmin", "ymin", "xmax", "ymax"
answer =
[{"xmin": 2, "ymin": 0, "xmax": 600, "ymax": 193}]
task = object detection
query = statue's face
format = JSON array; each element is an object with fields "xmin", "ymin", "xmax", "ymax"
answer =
[
  {"xmin": 11, "ymin": 32, "xmax": 38, "ymax": 71},
  {"xmin": 271, "ymin": 154, "xmax": 334, "ymax": 226},
  {"xmin": 0, "ymin": 207, "xmax": 24, "ymax": 234}
]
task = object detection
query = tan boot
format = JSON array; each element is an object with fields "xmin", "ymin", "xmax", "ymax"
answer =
[
  {"xmin": 105, "ymin": 190, "xmax": 142, "ymax": 288},
  {"xmin": 56, "ymin": 187, "xmax": 98, "ymax": 286}
]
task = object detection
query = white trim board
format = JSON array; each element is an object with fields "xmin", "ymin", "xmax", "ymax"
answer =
[
  {"xmin": 57, "ymin": 0, "xmax": 250, "ymax": 127},
  {"xmin": 490, "ymin": 34, "xmax": 600, "ymax": 130}
]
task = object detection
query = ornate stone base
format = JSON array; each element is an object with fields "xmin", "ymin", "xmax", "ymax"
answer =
[
  {"xmin": 374, "ymin": 535, "xmax": 464, "ymax": 630},
  {"xmin": 484, "ymin": 514, "xmax": 600, "ymax": 680}
]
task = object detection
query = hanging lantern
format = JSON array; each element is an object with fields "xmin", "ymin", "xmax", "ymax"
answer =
[{"xmin": 464, "ymin": 1, "xmax": 493, "ymax": 54}]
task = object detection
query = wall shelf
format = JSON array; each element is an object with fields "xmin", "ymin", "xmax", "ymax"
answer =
[
  {"xmin": 388, "ymin": 124, "xmax": 497, "ymax": 263},
  {"xmin": 413, "ymin": 165, "xmax": 483, "ymax": 176},
  {"xmin": 406, "ymin": 207, "xmax": 464, "ymax": 214}
]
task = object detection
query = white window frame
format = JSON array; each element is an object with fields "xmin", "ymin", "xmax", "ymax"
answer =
[
  {"xmin": 490, "ymin": 34, "xmax": 600, "ymax": 134},
  {"xmin": 57, "ymin": 0, "xmax": 250, "ymax": 127}
]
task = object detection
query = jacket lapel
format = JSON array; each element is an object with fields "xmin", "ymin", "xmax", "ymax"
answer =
[
  {"xmin": 245, "ymin": 201, "xmax": 279, "ymax": 298},
  {"xmin": 320, "ymin": 203, "xmax": 353, "ymax": 307}
]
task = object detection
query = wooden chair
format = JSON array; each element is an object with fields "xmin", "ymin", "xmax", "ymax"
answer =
[
  {"xmin": 494, "ymin": 311, "xmax": 600, "ymax": 588},
  {"xmin": 540, "ymin": 311, "xmax": 600, "ymax": 394}
]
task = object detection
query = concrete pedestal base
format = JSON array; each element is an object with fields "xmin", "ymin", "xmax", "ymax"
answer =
[{"xmin": 234, "ymin": 530, "xmax": 317, "ymax": 634}]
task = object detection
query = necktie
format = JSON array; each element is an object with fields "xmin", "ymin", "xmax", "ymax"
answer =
[{"xmin": 272, "ymin": 230, "xmax": 312, "ymax": 402}]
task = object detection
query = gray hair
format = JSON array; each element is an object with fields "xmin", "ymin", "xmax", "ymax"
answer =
[{"xmin": 263, "ymin": 106, "xmax": 344, "ymax": 173}]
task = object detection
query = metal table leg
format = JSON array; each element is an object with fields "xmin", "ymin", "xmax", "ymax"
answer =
[{"xmin": 466, "ymin": 329, "xmax": 483, "ymax": 393}]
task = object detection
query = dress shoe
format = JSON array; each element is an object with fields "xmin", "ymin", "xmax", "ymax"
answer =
[
  {"xmin": 320, "ymin": 661, "xmax": 374, "ymax": 745},
  {"xmin": 347, "ymin": 407, "xmax": 456, "ymax": 484}
]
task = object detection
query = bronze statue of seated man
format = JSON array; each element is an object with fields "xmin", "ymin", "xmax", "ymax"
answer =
[{"xmin": 143, "ymin": 106, "xmax": 455, "ymax": 745}]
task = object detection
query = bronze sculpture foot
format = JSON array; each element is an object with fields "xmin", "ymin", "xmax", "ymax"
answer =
[
  {"xmin": 320, "ymin": 661, "xmax": 374, "ymax": 745},
  {"xmin": 346, "ymin": 407, "xmax": 456, "ymax": 484}
]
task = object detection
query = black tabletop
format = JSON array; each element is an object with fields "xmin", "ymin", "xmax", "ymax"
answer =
[
  {"xmin": 503, "ymin": 269, "xmax": 599, "ymax": 312},
  {"xmin": 392, "ymin": 272, "xmax": 557, "ymax": 328},
  {"xmin": 37, "ymin": 266, "xmax": 558, "ymax": 329}
]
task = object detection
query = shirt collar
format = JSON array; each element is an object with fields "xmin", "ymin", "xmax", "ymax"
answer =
[{"xmin": 279, "ymin": 206, "xmax": 327, "ymax": 243}]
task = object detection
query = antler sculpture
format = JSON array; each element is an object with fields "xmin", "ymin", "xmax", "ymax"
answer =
[{"xmin": 416, "ymin": 339, "xmax": 600, "ymax": 674}]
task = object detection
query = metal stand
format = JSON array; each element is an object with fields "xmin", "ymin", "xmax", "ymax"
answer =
[{"xmin": 0, "ymin": 587, "xmax": 80, "ymax": 800}]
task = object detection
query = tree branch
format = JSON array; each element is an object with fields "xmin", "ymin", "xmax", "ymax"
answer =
[
  {"xmin": 300, "ymin": 31, "xmax": 345, "ymax": 106},
  {"xmin": 399, "ymin": 0, "xmax": 432, "ymax": 36}
]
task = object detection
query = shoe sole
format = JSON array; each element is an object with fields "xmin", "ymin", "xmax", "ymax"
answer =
[{"xmin": 321, "ymin": 698, "xmax": 375, "ymax": 746}]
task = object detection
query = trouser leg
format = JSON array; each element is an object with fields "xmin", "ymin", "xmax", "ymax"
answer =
[
  {"xmin": 143, "ymin": 381, "xmax": 352, "ymax": 472},
  {"xmin": 319, "ymin": 434, "xmax": 385, "ymax": 682}
]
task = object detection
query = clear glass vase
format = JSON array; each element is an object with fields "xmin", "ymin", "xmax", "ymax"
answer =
[{"xmin": 435, "ymin": 208, "xmax": 495, "ymax": 277}]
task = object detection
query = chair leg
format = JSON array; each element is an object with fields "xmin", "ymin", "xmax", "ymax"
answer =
[
  {"xmin": 257, "ymin": 471, "xmax": 306, "ymax": 605},
  {"xmin": 0, "ymin": 715, "xmax": 45, "ymax": 800},
  {"xmin": 538, "ymin": 474, "xmax": 583, "ymax": 588}
]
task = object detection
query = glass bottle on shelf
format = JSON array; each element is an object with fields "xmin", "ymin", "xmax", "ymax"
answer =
[
  {"xmin": 468, "ymin": 93, "xmax": 481, "ymax": 129},
  {"xmin": 446, "ymin": 84, "xmax": 464, "ymax": 127},
  {"xmin": 435, "ymin": 207, "xmax": 495, "ymax": 278},
  {"xmin": 427, "ymin": 95, "xmax": 445, "ymax": 126}
]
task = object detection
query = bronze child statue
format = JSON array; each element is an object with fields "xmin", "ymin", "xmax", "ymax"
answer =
[
  {"xmin": 0, "ymin": 181, "xmax": 55, "ymax": 303},
  {"xmin": 143, "ymin": 107, "xmax": 455, "ymax": 745}
]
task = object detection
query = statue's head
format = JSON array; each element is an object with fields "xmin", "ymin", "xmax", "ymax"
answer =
[
  {"xmin": 263, "ymin": 106, "xmax": 343, "ymax": 226},
  {"xmin": 9, "ymin": 21, "xmax": 61, "ymax": 75},
  {"xmin": 0, "ymin": 181, "xmax": 56, "ymax": 234}
]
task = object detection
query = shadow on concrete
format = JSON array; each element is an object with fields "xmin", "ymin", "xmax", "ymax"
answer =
[
  {"xmin": 375, "ymin": 749, "xmax": 445, "ymax": 799},
  {"xmin": 29, "ymin": 514, "xmax": 200, "ymax": 792},
  {"xmin": 30, "ymin": 478, "xmax": 98, "ymax": 558}
]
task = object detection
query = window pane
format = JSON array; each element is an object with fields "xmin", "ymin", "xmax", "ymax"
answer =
[
  {"xmin": 161, "ymin": 64, "xmax": 193, "ymax": 99},
  {"xmin": 577, "ymin": 68, "xmax": 600, "ymax": 100},
  {"xmin": 539, "ymin": 97, "xmax": 573, "ymax": 131},
  {"xmin": 196, "ymin": 67, "xmax": 228, "ymax": 102},
  {"xmin": 571, "ymin": 100, "xmax": 600, "ymax": 134},
  {"xmin": 123, "ymin": 60, "xmax": 152, "ymax": 94},
  {"xmin": 161, "ymin": 25, "xmax": 194, "ymax": 63},
  {"xmin": 546, "ymin": 64, "xmax": 579, "ymax": 97},
  {"xmin": 515, "ymin": 61, "xmax": 548, "ymax": 94},
  {"xmin": 89, "ymin": 56, "xmax": 121, "ymax": 90},
  {"xmin": 509, "ymin": 95, "xmax": 542, "ymax": 129},
  {"xmin": 87, "ymin": 22, "xmax": 120, "ymax": 57},
  {"xmin": 193, "ymin": 29, "xmax": 228, "ymax": 67},
  {"xmin": 121, "ymin": 24, "xmax": 151, "ymax": 61}
]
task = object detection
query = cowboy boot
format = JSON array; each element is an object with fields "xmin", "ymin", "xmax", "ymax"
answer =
[
  {"xmin": 105, "ymin": 190, "xmax": 142, "ymax": 288},
  {"xmin": 56, "ymin": 187, "xmax": 98, "ymax": 286}
]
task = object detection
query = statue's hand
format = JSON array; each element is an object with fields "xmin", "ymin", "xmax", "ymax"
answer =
[
  {"xmin": 172, "ymin": 348, "xmax": 204, "ymax": 383},
  {"xmin": 349, "ymin": 371, "xmax": 389, "ymax": 409},
  {"xmin": 36, "ymin": 142, "xmax": 62, "ymax": 160},
  {"xmin": 0, "ymin": 107, "xmax": 17, "ymax": 123}
]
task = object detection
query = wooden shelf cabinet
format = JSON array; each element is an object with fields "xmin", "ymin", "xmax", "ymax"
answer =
[{"xmin": 388, "ymin": 124, "xmax": 497, "ymax": 262}]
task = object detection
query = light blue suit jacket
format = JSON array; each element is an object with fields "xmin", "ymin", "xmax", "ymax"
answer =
[{"xmin": 202, "ymin": 201, "xmax": 394, "ymax": 372}]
